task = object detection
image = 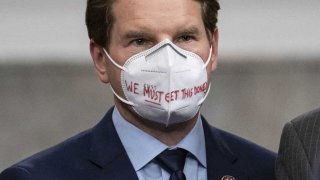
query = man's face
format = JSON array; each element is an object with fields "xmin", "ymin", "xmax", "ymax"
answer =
[{"xmin": 101, "ymin": 0, "xmax": 218, "ymax": 108}]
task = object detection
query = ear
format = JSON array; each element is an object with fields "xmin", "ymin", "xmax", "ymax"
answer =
[
  {"xmin": 90, "ymin": 39, "xmax": 109, "ymax": 83},
  {"xmin": 210, "ymin": 28, "xmax": 219, "ymax": 71}
]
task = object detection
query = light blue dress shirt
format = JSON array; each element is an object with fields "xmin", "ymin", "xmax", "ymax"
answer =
[{"xmin": 112, "ymin": 107, "xmax": 207, "ymax": 180}]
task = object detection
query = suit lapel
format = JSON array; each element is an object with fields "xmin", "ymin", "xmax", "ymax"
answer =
[
  {"xmin": 202, "ymin": 118, "xmax": 248, "ymax": 180},
  {"xmin": 88, "ymin": 107, "xmax": 139, "ymax": 180}
]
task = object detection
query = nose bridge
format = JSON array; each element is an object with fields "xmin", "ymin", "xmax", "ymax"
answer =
[
  {"xmin": 146, "ymin": 42, "xmax": 187, "ymax": 68},
  {"xmin": 158, "ymin": 39, "xmax": 187, "ymax": 58},
  {"xmin": 157, "ymin": 35, "xmax": 173, "ymax": 43},
  {"xmin": 145, "ymin": 43, "xmax": 172, "ymax": 67},
  {"xmin": 166, "ymin": 44, "xmax": 178, "ymax": 67}
]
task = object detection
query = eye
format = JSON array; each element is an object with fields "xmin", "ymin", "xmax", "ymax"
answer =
[
  {"xmin": 131, "ymin": 38, "xmax": 147, "ymax": 46},
  {"xmin": 178, "ymin": 35, "xmax": 193, "ymax": 42}
]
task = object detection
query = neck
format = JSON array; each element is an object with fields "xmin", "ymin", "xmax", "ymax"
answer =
[{"xmin": 114, "ymin": 99, "xmax": 198, "ymax": 146}]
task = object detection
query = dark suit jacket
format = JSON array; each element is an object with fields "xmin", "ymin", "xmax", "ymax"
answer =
[
  {"xmin": 276, "ymin": 108, "xmax": 320, "ymax": 180},
  {"xmin": 1, "ymin": 107, "xmax": 276, "ymax": 180}
]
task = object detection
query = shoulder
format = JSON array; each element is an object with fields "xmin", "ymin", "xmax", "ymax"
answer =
[
  {"xmin": 0, "ymin": 108, "xmax": 119, "ymax": 180},
  {"xmin": 204, "ymin": 121, "xmax": 276, "ymax": 179},
  {"xmin": 0, "ymin": 166, "xmax": 31, "ymax": 180},
  {"xmin": 211, "ymin": 125, "xmax": 276, "ymax": 162},
  {"xmin": 276, "ymin": 107, "xmax": 320, "ymax": 180},
  {"xmin": 289, "ymin": 107, "xmax": 320, "ymax": 133},
  {"xmin": 279, "ymin": 107, "xmax": 320, "ymax": 153},
  {"xmin": 0, "ymin": 129, "xmax": 92, "ymax": 180}
]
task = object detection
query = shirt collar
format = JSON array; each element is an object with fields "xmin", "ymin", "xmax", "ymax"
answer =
[
  {"xmin": 174, "ymin": 116, "xmax": 207, "ymax": 167},
  {"xmin": 112, "ymin": 107, "xmax": 207, "ymax": 171}
]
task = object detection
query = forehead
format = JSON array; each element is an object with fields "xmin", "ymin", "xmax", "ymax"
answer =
[{"xmin": 112, "ymin": 0, "xmax": 203, "ymax": 31}]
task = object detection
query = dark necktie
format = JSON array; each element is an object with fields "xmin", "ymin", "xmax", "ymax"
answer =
[{"xmin": 155, "ymin": 148, "xmax": 188, "ymax": 180}]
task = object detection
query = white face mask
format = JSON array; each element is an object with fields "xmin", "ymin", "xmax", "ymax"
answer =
[{"xmin": 103, "ymin": 39, "xmax": 212, "ymax": 126}]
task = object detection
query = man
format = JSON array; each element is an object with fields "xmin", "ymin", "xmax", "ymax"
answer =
[
  {"xmin": 0, "ymin": 0, "xmax": 276, "ymax": 179},
  {"xmin": 276, "ymin": 108, "xmax": 320, "ymax": 180}
]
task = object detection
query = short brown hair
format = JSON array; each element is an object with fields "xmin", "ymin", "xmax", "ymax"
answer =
[{"xmin": 85, "ymin": 0, "xmax": 220, "ymax": 47}]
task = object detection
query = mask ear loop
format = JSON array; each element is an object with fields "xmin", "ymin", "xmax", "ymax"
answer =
[
  {"xmin": 102, "ymin": 48, "xmax": 135, "ymax": 106},
  {"xmin": 102, "ymin": 48, "xmax": 128, "ymax": 71},
  {"xmin": 110, "ymin": 85, "xmax": 136, "ymax": 107},
  {"xmin": 202, "ymin": 46, "xmax": 213, "ymax": 69}
]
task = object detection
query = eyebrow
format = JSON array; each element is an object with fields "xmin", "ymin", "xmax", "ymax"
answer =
[
  {"xmin": 121, "ymin": 25, "xmax": 201, "ymax": 40},
  {"xmin": 123, "ymin": 31, "xmax": 153, "ymax": 40},
  {"xmin": 173, "ymin": 26, "xmax": 201, "ymax": 37}
]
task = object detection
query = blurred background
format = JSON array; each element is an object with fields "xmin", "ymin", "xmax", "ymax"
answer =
[{"xmin": 1, "ymin": 0, "xmax": 320, "ymax": 171}]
